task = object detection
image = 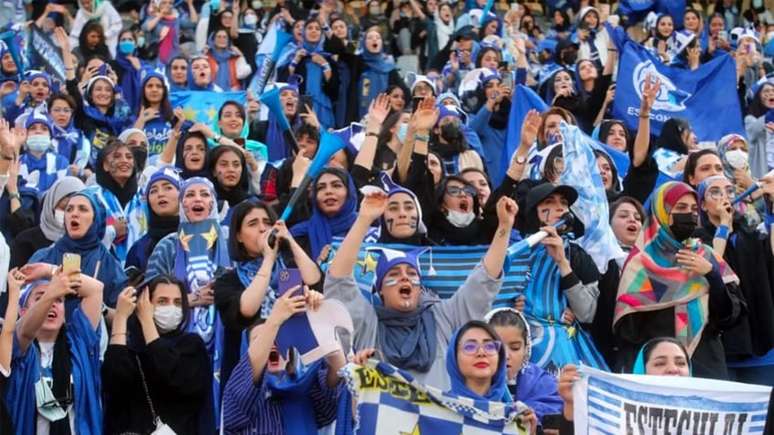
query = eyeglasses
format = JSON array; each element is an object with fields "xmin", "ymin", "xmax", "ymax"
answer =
[
  {"xmin": 50, "ymin": 107, "xmax": 73, "ymax": 114},
  {"xmin": 445, "ymin": 185, "xmax": 477, "ymax": 198},
  {"xmin": 707, "ymin": 186, "xmax": 736, "ymax": 200},
  {"xmin": 460, "ymin": 340, "xmax": 501, "ymax": 356}
]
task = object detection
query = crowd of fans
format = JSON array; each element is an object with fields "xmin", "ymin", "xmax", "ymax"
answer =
[{"xmin": 0, "ymin": 0, "xmax": 773, "ymax": 433}]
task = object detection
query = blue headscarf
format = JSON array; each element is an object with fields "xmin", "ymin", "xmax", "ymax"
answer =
[
  {"xmin": 265, "ymin": 356, "xmax": 326, "ymax": 434},
  {"xmin": 114, "ymin": 46, "xmax": 143, "ymax": 110},
  {"xmin": 290, "ymin": 168, "xmax": 358, "ymax": 261},
  {"xmin": 83, "ymin": 76, "xmax": 132, "ymax": 135},
  {"xmin": 165, "ymin": 55, "xmax": 188, "ymax": 92},
  {"xmin": 357, "ymin": 32, "xmax": 395, "ymax": 118},
  {"xmin": 207, "ymin": 32, "xmax": 235, "ymax": 90},
  {"xmin": 188, "ymin": 56, "xmax": 217, "ymax": 91},
  {"xmin": 446, "ymin": 322, "xmax": 510, "ymax": 402},
  {"xmin": 29, "ymin": 187, "xmax": 128, "ymax": 306},
  {"xmin": 295, "ymin": 27, "xmax": 335, "ymax": 128}
]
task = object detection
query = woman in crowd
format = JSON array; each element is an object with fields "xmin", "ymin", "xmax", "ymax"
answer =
[
  {"xmin": 695, "ymin": 175, "xmax": 774, "ymax": 385},
  {"xmin": 48, "ymin": 93, "xmax": 91, "ymax": 175},
  {"xmin": 207, "ymin": 144, "xmax": 253, "ymax": 219},
  {"xmin": 221, "ymin": 285, "xmax": 345, "ymax": 434},
  {"xmin": 167, "ymin": 55, "xmax": 189, "ymax": 91},
  {"xmin": 10, "ymin": 177, "xmax": 85, "ymax": 269},
  {"xmin": 134, "ymin": 71, "xmax": 176, "ymax": 160},
  {"xmin": 17, "ymin": 109, "xmax": 69, "ymax": 195},
  {"xmin": 469, "ymin": 70, "xmax": 510, "ymax": 179},
  {"xmin": 92, "ymin": 138, "xmax": 144, "ymax": 263},
  {"xmin": 113, "ymin": 29, "xmax": 144, "ymax": 111},
  {"xmin": 278, "ymin": 19, "xmax": 338, "ymax": 129},
  {"xmin": 205, "ymin": 28, "xmax": 252, "ymax": 91},
  {"xmin": 6, "ymin": 269, "xmax": 104, "ymax": 434},
  {"xmin": 592, "ymin": 197, "xmax": 645, "ymax": 367},
  {"xmin": 614, "ymin": 181, "xmax": 745, "ymax": 379},
  {"xmin": 175, "ymin": 130, "xmax": 210, "ymax": 179},
  {"xmin": 103, "ymin": 276, "xmax": 213, "ymax": 433},
  {"xmin": 214, "ymin": 199, "xmax": 321, "ymax": 388},
  {"xmin": 289, "ymin": 167, "xmax": 358, "ymax": 262},
  {"xmin": 125, "ymin": 168, "xmax": 181, "ymax": 271},
  {"xmin": 486, "ymin": 308, "xmax": 563, "ymax": 424},
  {"xmin": 248, "ymin": 81, "xmax": 301, "ymax": 162},
  {"xmin": 745, "ymin": 79, "xmax": 774, "ymax": 179},
  {"xmin": 28, "ymin": 190, "xmax": 128, "ymax": 307}
]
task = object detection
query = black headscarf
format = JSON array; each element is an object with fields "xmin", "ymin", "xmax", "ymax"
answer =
[
  {"xmin": 207, "ymin": 145, "xmax": 250, "ymax": 209},
  {"xmin": 95, "ymin": 143, "xmax": 139, "ymax": 208},
  {"xmin": 656, "ymin": 118, "xmax": 691, "ymax": 155}
]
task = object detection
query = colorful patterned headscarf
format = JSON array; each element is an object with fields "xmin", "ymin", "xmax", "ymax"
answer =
[{"xmin": 613, "ymin": 181, "xmax": 739, "ymax": 356}]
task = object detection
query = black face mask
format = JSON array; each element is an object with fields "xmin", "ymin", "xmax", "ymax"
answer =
[
  {"xmin": 440, "ymin": 122, "xmax": 463, "ymax": 143},
  {"xmin": 669, "ymin": 212, "xmax": 698, "ymax": 241},
  {"xmin": 132, "ymin": 147, "xmax": 148, "ymax": 172}
]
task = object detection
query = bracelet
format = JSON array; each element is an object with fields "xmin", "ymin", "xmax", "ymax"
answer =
[
  {"xmin": 414, "ymin": 133, "xmax": 430, "ymax": 142},
  {"xmin": 639, "ymin": 113, "xmax": 650, "ymax": 119},
  {"xmin": 365, "ymin": 131, "xmax": 379, "ymax": 138},
  {"xmin": 607, "ymin": 48, "xmax": 617, "ymax": 52},
  {"xmin": 714, "ymin": 224, "xmax": 730, "ymax": 240}
]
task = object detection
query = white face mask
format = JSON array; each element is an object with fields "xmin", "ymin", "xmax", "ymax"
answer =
[
  {"xmin": 54, "ymin": 209, "xmax": 65, "ymax": 226},
  {"xmin": 446, "ymin": 209, "xmax": 475, "ymax": 227},
  {"xmin": 725, "ymin": 149, "xmax": 748, "ymax": 170},
  {"xmin": 154, "ymin": 305, "xmax": 183, "ymax": 333},
  {"xmin": 26, "ymin": 134, "xmax": 52, "ymax": 153},
  {"xmin": 244, "ymin": 14, "xmax": 258, "ymax": 25}
]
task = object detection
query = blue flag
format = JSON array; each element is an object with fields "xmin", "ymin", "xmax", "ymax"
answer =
[
  {"xmin": 497, "ymin": 85, "xmax": 548, "ymax": 186},
  {"xmin": 612, "ymin": 41, "xmax": 744, "ymax": 141},
  {"xmin": 618, "ymin": 0, "xmax": 686, "ymax": 28},
  {"xmin": 560, "ymin": 122, "xmax": 625, "ymax": 274},
  {"xmin": 169, "ymin": 90, "xmax": 247, "ymax": 126}
]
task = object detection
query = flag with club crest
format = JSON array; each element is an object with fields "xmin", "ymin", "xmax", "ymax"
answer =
[{"xmin": 338, "ymin": 361, "xmax": 532, "ymax": 435}]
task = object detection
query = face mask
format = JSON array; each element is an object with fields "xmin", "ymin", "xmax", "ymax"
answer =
[
  {"xmin": 137, "ymin": 36, "xmax": 146, "ymax": 47},
  {"xmin": 27, "ymin": 134, "xmax": 51, "ymax": 153},
  {"xmin": 154, "ymin": 305, "xmax": 183, "ymax": 333},
  {"xmin": 132, "ymin": 147, "xmax": 147, "ymax": 171},
  {"xmin": 669, "ymin": 212, "xmax": 698, "ymax": 241},
  {"xmin": 397, "ymin": 122, "xmax": 408, "ymax": 143},
  {"xmin": 244, "ymin": 14, "xmax": 258, "ymax": 26},
  {"xmin": 118, "ymin": 40, "xmax": 135, "ymax": 55},
  {"xmin": 440, "ymin": 122, "xmax": 463, "ymax": 142},
  {"xmin": 446, "ymin": 209, "xmax": 475, "ymax": 227},
  {"xmin": 724, "ymin": 149, "xmax": 748, "ymax": 170},
  {"xmin": 55, "ymin": 209, "xmax": 65, "ymax": 226},
  {"xmin": 35, "ymin": 379, "xmax": 68, "ymax": 422}
]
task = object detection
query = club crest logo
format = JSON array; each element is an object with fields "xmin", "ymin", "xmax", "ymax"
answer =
[{"xmin": 633, "ymin": 60, "xmax": 691, "ymax": 112}]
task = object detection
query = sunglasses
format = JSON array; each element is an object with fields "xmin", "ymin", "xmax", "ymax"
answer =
[
  {"xmin": 445, "ymin": 185, "xmax": 477, "ymax": 198},
  {"xmin": 460, "ymin": 340, "xmax": 501, "ymax": 356}
]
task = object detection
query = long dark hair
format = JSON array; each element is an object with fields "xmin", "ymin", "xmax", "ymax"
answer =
[
  {"xmin": 78, "ymin": 20, "xmax": 111, "ymax": 59},
  {"xmin": 682, "ymin": 149, "xmax": 720, "ymax": 187},
  {"xmin": 228, "ymin": 199, "xmax": 278, "ymax": 262},
  {"xmin": 749, "ymin": 82, "xmax": 774, "ymax": 118},
  {"xmin": 141, "ymin": 74, "xmax": 174, "ymax": 123},
  {"xmin": 207, "ymin": 144, "xmax": 250, "ymax": 206}
]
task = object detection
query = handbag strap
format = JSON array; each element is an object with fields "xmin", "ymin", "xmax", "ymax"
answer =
[{"xmin": 135, "ymin": 355, "xmax": 159, "ymax": 423}]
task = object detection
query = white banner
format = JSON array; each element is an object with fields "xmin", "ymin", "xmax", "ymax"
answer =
[{"xmin": 573, "ymin": 366, "xmax": 772, "ymax": 435}]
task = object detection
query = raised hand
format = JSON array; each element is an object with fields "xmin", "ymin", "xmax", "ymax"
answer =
[
  {"xmin": 115, "ymin": 287, "xmax": 137, "ymax": 319},
  {"xmin": 411, "ymin": 96, "xmax": 439, "ymax": 132},
  {"xmin": 267, "ymin": 286, "xmax": 306, "ymax": 326},
  {"xmin": 358, "ymin": 190, "xmax": 388, "ymax": 221},
  {"xmin": 639, "ymin": 74, "xmax": 661, "ymax": 115},
  {"xmin": 367, "ymin": 93, "xmax": 391, "ymax": 127},
  {"xmin": 520, "ymin": 109, "xmax": 541, "ymax": 147},
  {"xmin": 496, "ymin": 196, "xmax": 518, "ymax": 228}
]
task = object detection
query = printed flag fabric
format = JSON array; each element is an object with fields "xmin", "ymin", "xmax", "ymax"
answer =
[
  {"xmin": 612, "ymin": 41, "xmax": 744, "ymax": 141},
  {"xmin": 559, "ymin": 123, "xmax": 626, "ymax": 274},
  {"xmin": 341, "ymin": 361, "xmax": 531, "ymax": 435},
  {"xmin": 326, "ymin": 241, "xmax": 530, "ymax": 301},
  {"xmin": 170, "ymin": 90, "xmax": 247, "ymax": 126},
  {"xmin": 573, "ymin": 366, "xmax": 772, "ymax": 435}
]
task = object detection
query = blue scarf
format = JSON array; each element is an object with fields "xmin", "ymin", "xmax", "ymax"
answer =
[
  {"xmin": 299, "ymin": 39, "xmax": 334, "ymax": 129},
  {"xmin": 235, "ymin": 257, "xmax": 263, "ymax": 288},
  {"xmin": 52, "ymin": 121, "xmax": 82, "ymax": 164},
  {"xmin": 208, "ymin": 35, "xmax": 234, "ymax": 90},
  {"xmin": 83, "ymin": 104, "xmax": 129, "ymax": 136},
  {"xmin": 265, "ymin": 84, "xmax": 299, "ymax": 162},
  {"xmin": 446, "ymin": 325, "xmax": 509, "ymax": 403},
  {"xmin": 290, "ymin": 170, "xmax": 358, "ymax": 261},
  {"xmin": 357, "ymin": 42, "xmax": 394, "ymax": 119},
  {"xmin": 115, "ymin": 50, "xmax": 143, "ymax": 110},
  {"xmin": 266, "ymin": 359, "xmax": 325, "ymax": 434},
  {"xmin": 374, "ymin": 299, "xmax": 438, "ymax": 373}
]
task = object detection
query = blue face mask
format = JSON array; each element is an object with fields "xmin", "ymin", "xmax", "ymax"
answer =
[
  {"xmin": 118, "ymin": 40, "xmax": 135, "ymax": 55},
  {"xmin": 397, "ymin": 123, "xmax": 408, "ymax": 143},
  {"xmin": 27, "ymin": 134, "xmax": 52, "ymax": 153}
]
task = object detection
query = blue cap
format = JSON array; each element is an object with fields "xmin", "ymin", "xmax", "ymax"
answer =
[
  {"xmin": 372, "ymin": 247, "xmax": 426, "ymax": 292},
  {"xmin": 146, "ymin": 166, "xmax": 182, "ymax": 200},
  {"xmin": 24, "ymin": 105, "xmax": 52, "ymax": 132}
]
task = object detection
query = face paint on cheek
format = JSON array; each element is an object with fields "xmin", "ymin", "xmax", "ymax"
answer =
[
  {"xmin": 409, "ymin": 277, "xmax": 421, "ymax": 285},
  {"xmin": 409, "ymin": 216, "xmax": 418, "ymax": 230},
  {"xmin": 384, "ymin": 278, "xmax": 399, "ymax": 286},
  {"xmin": 385, "ymin": 218, "xmax": 394, "ymax": 232}
]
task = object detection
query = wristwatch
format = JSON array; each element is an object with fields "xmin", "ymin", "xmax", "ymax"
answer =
[
  {"xmin": 514, "ymin": 154, "xmax": 527, "ymax": 165},
  {"xmin": 8, "ymin": 192, "xmax": 20, "ymax": 201}
]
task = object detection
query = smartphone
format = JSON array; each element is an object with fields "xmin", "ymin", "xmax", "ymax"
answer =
[
  {"xmin": 62, "ymin": 253, "xmax": 81, "ymax": 276},
  {"xmin": 718, "ymin": 30, "xmax": 728, "ymax": 42},
  {"xmin": 501, "ymin": 71, "xmax": 513, "ymax": 89},
  {"xmin": 412, "ymin": 96, "xmax": 423, "ymax": 113},
  {"xmin": 278, "ymin": 268, "xmax": 303, "ymax": 297}
]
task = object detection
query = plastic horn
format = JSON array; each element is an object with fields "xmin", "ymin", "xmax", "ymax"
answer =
[
  {"xmin": 502, "ymin": 212, "xmax": 572, "ymax": 274},
  {"xmin": 253, "ymin": 30, "xmax": 292, "ymax": 96},
  {"xmin": 731, "ymin": 168, "xmax": 774, "ymax": 205},
  {"xmin": 260, "ymin": 86, "xmax": 299, "ymax": 152},
  {"xmin": 267, "ymin": 131, "xmax": 347, "ymax": 248}
]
